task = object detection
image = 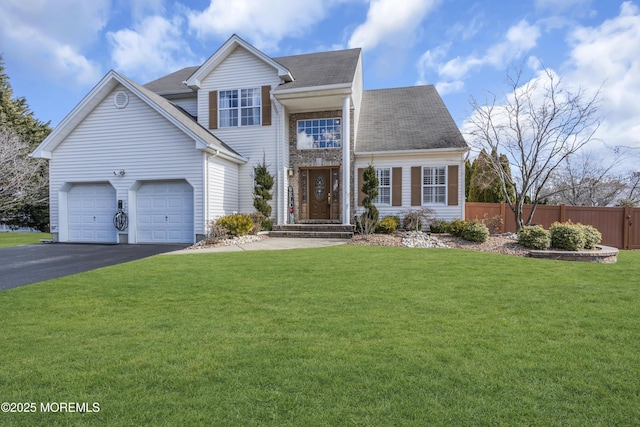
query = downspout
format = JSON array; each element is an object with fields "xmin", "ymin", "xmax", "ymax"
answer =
[{"xmin": 271, "ymin": 93, "xmax": 285, "ymax": 225}]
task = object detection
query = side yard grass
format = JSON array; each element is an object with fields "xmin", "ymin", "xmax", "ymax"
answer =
[
  {"xmin": 0, "ymin": 232, "xmax": 51, "ymax": 248},
  {"xmin": 0, "ymin": 246, "xmax": 638, "ymax": 426}
]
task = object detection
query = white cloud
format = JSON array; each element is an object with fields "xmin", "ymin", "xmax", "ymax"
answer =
[
  {"xmin": 418, "ymin": 19, "xmax": 541, "ymax": 94},
  {"xmin": 187, "ymin": 0, "xmax": 335, "ymax": 51},
  {"xmin": 565, "ymin": 1, "xmax": 640, "ymax": 164},
  {"xmin": 0, "ymin": 0, "xmax": 107, "ymax": 85},
  {"xmin": 348, "ymin": 0, "xmax": 440, "ymax": 50},
  {"xmin": 108, "ymin": 15, "xmax": 197, "ymax": 81}
]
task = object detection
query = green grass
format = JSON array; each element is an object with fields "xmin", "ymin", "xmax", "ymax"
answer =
[
  {"xmin": 0, "ymin": 232, "xmax": 51, "ymax": 248},
  {"xmin": 1, "ymin": 247, "xmax": 639, "ymax": 426}
]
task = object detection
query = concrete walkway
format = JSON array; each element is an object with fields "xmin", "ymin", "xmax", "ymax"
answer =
[{"xmin": 168, "ymin": 237, "xmax": 348, "ymax": 254}]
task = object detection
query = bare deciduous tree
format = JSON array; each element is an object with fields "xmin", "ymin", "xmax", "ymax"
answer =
[
  {"xmin": 466, "ymin": 67, "xmax": 602, "ymax": 232},
  {"xmin": 545, "ymin": 151, "xmax": 626, "ymax": 206},
  {"xmin": 0, "ymin": 129, "xmax": 47, "ymax": 215}
]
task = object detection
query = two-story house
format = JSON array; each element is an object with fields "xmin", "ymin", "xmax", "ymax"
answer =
[{"xmin": 32, "ymin": 35, "xmax": 468, "ymax": 244}]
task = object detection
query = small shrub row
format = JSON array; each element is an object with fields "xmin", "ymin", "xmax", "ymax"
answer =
[{"xmin": 517, "ymin": 222, "xmax": 602, "ymax": 251}]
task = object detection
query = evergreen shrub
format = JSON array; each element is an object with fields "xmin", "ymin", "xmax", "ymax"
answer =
[
  {"xmin": 461, "ymin": 222, "xmax": 489, "ymax": 243},
  {"xmin": 377, "ymin": 216, "xmax": 400, "ymax": 234},
  {"xmin": 550, "ymin": 221, "xmax": 585, "ymax": 251},
  {"xmin": 217, "ymin": 213, "xmax": 254, "ymax": 236},
  {"xmin": 518, "ymin": 225, "xmax": 551, "ymax": 250}
]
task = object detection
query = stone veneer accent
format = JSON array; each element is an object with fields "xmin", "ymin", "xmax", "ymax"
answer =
[{"xmin": 288, "ymin": 110, "xmax": 355, "ymax": 223}]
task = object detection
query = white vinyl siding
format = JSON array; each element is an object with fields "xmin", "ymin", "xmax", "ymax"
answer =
[
  {"xmin": 198, "ymin": 47, "xmax": 281, "ymax": 214},
  {"xmin": 207, "ymin": 155, "xmax": 240, "ymax": 222},
  {"xmin": 49, "ymin": 85, "xmax": 205, "ymax": 241},
  {"xmin": 354, "ymin": 152, "xmax": 465, "ymax": 221}
]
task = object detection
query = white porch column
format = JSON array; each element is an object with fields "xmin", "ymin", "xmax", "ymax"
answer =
[{"xmin": 342, "ymin": 95, "xmax": 351, "ymax": 225}]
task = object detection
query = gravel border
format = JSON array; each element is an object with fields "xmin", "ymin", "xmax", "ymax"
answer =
[{"xmin": 348, "ymin": 232, "xmax": 529, "ymax": 257}]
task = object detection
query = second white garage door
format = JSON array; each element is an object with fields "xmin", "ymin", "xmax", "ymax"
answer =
[{"xmin": 136, "ymin": 181, "xmax": 194, "ymax": 244}]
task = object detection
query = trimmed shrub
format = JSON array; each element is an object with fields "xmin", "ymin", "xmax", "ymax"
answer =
[
  {"xmin": 447, "ymin": 219, "xmax": 469, "ymax": 237},
  {"xmin": 429, "ymin": 219, "xmax": 449, "ymax": 234},
  {"xmin": 581, "ymin": 224, "xmax": 602, "ymax": 249},
  {"xmin": 461, "ymin": 221, "xmax": 489, "ymax": 243},
  {"xmin": 377, "ymin": 216, "xmax": 400, "ymax": 234},
  {"xmin": 216, "ymin": 213, "xmax": 254, "ymax": 236},
  {"xmin": 550, "ymin": 221, "xmax": 585, "ymax": 251},
  {"xmin": 206, "ymin": 221, "xmax": 229, "ymax": 244},
  {"xmin": 518, "ymin": 225, "xmax": 551, "ymax": 250}
]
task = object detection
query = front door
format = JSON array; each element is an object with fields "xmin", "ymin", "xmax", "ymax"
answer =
[{"xmin": 309, "ymin": 169, "xmax": 331, "ymax": 219}]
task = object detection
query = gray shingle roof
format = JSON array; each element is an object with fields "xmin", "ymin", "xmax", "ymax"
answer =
[
  {"xmin": 144, "ymin": 66, "xmax": 199, "ymax": 94},
  {"xmin": 143, "ymin": 48, "xmax": 361, "ymax": 93},
  {"xmin": 356, "ymin": 86, "xmax": 468, "ymax": 152},
  {"xmin": 273, "ymin": 48, "xmax": 361, "ymax": 90}
]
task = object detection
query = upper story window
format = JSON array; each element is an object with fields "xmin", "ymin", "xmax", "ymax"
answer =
[
  {"xmin": 219, "ymin": 88, "xmax": 261, "ymax": 127},
  {"xmin": 373, "ymin": 168, "xmax": 391, "ymax": 205},
  {"xmin": 423, "ymin": 166, "xmax": 446, "ymax": 204},
  {"xmin": 296, "ymin": 118, "xmax": 341, "ymax": 149}
]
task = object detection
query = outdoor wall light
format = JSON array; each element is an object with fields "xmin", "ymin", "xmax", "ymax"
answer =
[
  {"xmin": 288, "ymin": 169, "xmax": 294, "ymax": 177},
  {"xmin": 113, "ymin": 170, "xmax": 126, "ymax": 177}
]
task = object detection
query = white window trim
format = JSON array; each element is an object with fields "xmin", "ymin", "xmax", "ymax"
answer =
[
  {"xmin": 373, "ymin": 167, "xmax": 391, "ymax": 206},
  {"xmin": 422, "ymin": 166, "xmax": 447, "ymax": 205},
  {"xmin": 219, "ymin": 88, "xmax": 261, "ymax": 128}
]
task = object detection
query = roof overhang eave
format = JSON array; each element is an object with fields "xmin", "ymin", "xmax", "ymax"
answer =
[
  {"xmin": 355, "ymin": 146, "xmax": 470, "ymax": 157},
  {"xmin": 273, "ymin": 82, "xmax": 352, "ymax": 98}
]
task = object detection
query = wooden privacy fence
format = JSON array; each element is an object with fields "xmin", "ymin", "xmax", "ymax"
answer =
[{"xmin": 466, "ymin": 202, "xmax": 640, "ymax": 250}]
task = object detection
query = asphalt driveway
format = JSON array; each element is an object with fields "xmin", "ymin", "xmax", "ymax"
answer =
[{"xmin": 0, "ymin": 243, "xmax": 186, "ymax": 291}]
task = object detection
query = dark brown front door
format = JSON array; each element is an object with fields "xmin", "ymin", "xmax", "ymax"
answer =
[{"xmin": 309, "ymin": 169, "xmax": 331, "ymax": 219}]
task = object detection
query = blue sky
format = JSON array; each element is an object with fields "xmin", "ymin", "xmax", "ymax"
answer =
[{"xmin": 2, "ymin": 0, "xmax": 639, "ymax": 170}]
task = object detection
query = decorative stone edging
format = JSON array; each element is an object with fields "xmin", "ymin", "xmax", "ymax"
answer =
[{"xmin": 528, "ymin": 245, "xmax": 618, "ymax": 263}]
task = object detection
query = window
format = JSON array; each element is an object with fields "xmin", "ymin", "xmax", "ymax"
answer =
[
  {"xmin": 219, "ymin": 88, "xmax": 260, "ymax": 127},
  {"xmin": 297, "ymin": 118, "xmax": 341, "ymax": 149},
  {"xmin": 423, "ymin": 167, "xmax": 446, "ymax": 204},
  {"xmin": 373, "ymin": 168, "xmax": 391, "ymax": 205}
]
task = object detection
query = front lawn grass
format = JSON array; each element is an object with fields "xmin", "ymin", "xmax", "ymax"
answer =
[
  {"xmin": 1, "ymin": 247, "xmax": 638, "ymax": 426},
  {"xmin": 0, "ymin": 232, "xmax": 51, "ymax": 248}
]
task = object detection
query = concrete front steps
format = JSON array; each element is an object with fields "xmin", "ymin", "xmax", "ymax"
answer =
[{"xmin": 270, "ymin": 224, "xmax": 355, "ymax": 239}]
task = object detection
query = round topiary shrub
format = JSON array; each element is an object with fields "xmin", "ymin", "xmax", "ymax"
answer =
[
  {"xmin": 550, "ymin": 221, "xmax": 585, "ymax": 251},
  {"xmin": 461, "ymin": 222, "xmax": 489, "ymax": 243},
  {"xmin": 377, "ymin": 216, "xmax": 400, "ymax": 234},
  {"xmin": 580, "ymin": 224, "xmax": 602, "ymax": 249},
  {"xmin": 518, "ymin": 225, "xmax": 551, "ymax": 250},
  {"xmin": 216, "ymin": 213, "xmax": 255, "ymax": 236}
]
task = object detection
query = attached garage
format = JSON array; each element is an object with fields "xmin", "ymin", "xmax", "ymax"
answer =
[
  {"xmin": 136, "ymin": 181, "xmax": 194, "ymax": 244},
  {"xmin": 67, "ymin": 183, "xmax": 117, "ymax": 243}
]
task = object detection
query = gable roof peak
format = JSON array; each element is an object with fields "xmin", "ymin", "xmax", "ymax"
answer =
[{"xmin": 184, "ymin": 34, "xmax": 293, "ymax": 89}]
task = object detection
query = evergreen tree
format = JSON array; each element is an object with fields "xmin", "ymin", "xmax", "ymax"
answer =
[
  {"xmin": 358, "ymin": 164, "xmax": 379, "ymax": 234},
  {"xmin": 468, "ymin": 149, "xmax": 515, "ymax": 203},
  {"xmin": 464, "ymin": 159, "xmax": 474, "ymax": 201},
  {"xmin": 0, "ymin": 56, "xmax": 51, "ymax": 148},
  {"xmin": 252, "ymin": 156, "xmax": 274, "ymax": 218}
]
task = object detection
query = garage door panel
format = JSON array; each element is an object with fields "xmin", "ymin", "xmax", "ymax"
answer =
[
  {"xmin": 136, "ymin": 181, "xmax": 193, "ymax": 244},
  {"xmin": 67, "ymin": 184, "xmax": 117, "ymax": 243}
]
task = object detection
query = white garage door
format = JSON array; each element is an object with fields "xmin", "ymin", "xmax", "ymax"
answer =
[
  {"xmin": 68, "ymin": 183, "xmax": 117, "ymax": 243},
  {"xmin": 137, "ymin": 181, "xmax": 194, "ymax": 244}
]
